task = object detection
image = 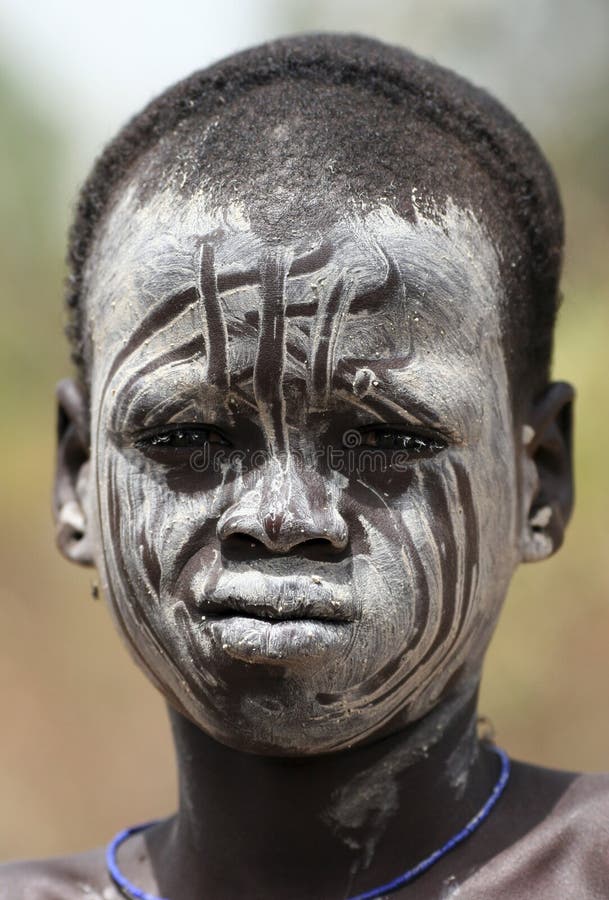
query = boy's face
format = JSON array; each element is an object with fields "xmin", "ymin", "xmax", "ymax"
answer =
[{"xmin": 80, "ymin": 183, "xmax": 523, "ymax": 754}]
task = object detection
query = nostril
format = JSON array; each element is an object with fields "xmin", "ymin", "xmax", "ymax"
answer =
[
  {"xmin": 299, "ymin": 537, "xmax": 350, "ymax": 561},
  {"xmin": 217, "ymin": 504, "xmax": 349, "ymax": 555},
  {"xmin": 220, "ymin": 532, "xmax": 349, "ymax": 562},
  {"xmin": 220, "ymin": 532, "xmax": 273, "ymax": 561},
  {"xmin": 223, "ymin": 533, "xmax": 267, "ymax": 551}
]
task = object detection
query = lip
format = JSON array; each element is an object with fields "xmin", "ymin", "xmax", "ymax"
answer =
[
  {"xmin": 199, "ymin": 615, "xmax": 353, "ymax": 666},
  {"xmin": 195, "ymin": 573, "xmax": 356, "ymax": 623}
]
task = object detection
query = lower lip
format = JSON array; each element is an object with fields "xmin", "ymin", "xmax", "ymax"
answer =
[{"xmin": 198, "ymin": 614, "xmax": 353, "ymax": 665}]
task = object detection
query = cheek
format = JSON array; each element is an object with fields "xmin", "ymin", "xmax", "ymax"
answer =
[
  {"xmin": 330, "ymin": 447, "xmax": 516, "ymax": 714},
  {"xmin": 350, "ymin": 459, "xmax": 477, "ymax": 661},
  {"xmin": 93, "ymin": 437, "xmax": 235, "ymax": 717},
  {"xmin": 97, "ymin": 446, "xmax": 226, "ymax": 601}
]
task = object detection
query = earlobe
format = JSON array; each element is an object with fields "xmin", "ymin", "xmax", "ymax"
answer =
[
  {"xmin": 53, "ymin": 378, "xmax": 95, "ymax": 567},
  {"xmin": 522, "ymin": 502, "xmax": 559, "ymax": 563},
  {"xmin": 520, "ymin": 381, "xmax": 575, "ymax": 563}
]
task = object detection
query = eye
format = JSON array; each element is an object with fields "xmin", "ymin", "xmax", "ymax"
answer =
[
  {"xmin": 355, "ymin": 428, "xmax": 447, "ymax": 456},
  {"xmin": 134, "ymin": 425, "xmax": 231, "ymax": 450}
]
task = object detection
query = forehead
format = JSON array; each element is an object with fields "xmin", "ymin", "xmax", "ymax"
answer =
[{"xmin": 83, "ymin": 184, "xmax": 507, "ymax": 420}]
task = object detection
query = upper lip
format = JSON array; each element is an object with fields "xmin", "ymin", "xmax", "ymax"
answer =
[{"xmin": 195, "ymin": 573, "xmax": 355, "ymax": 622}]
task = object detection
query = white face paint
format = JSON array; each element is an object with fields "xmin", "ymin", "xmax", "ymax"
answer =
[{"xmin": 84, "ymin": 182, "xmax": 520, "ymax": 755}]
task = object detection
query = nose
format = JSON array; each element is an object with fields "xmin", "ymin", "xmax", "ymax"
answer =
[{"xmin": 216, "ymin": 459, "xmax": 348, "ymax": 554}]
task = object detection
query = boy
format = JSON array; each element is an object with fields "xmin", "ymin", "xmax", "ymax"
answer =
[{"xmin": 3, "ymin": 33, "xmax": 608, "ymax": 899}]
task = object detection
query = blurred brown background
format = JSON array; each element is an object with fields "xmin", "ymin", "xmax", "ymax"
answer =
[{"xmin": 1, "ymin": 0, "xmax": 607, "ymax": 862}]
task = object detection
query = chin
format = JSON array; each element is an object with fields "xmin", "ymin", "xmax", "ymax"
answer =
[{"xmin": 165, "ymin": 662, "xmax": 480, "ymax": 758}]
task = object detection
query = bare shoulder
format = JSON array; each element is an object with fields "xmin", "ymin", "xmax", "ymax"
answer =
[
  {"xmin": 549, "ymin": 767, "xmax": 609, "ymax": 839},
  {"xmin": 461, "ymin": 764, "xmax": 609, "ymax": 899},
  {"xmin": 559, "ymin": 767, "xmax": 609, "ymax": 807},
  {"xmin": 0, "ymin": 847, "xmax": 119, "ymax": 900},
  {"xmin": 513, "ymin": 762, "xmax": 609, "ymax": 824},
  {"xmin": 505, "ymin": 763, "xmax": 609, "ymax": 855}
]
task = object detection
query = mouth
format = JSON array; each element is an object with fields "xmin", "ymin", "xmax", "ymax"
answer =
[
  {"xmin": 201, "ymin": 606, "xmax": 342, "ymax": 624},
  {"xmin": 187, "ymin": 572, "xmax": 357, "ymax": 665},
  {"xmin": 195, "ymin": 573, "xmax": 356, "ymax": 624}
]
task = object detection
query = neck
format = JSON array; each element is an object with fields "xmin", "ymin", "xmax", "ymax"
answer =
[{"xmin": 149, "ymin": 684, "xmax": 495, "ymax": 900}]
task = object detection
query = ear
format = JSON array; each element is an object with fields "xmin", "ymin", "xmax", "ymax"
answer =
[
  {"xmin": 53, "ymin": 378, "xmax": 94, "ymax": 566},
  {"xmin": 520, "ymin": 381, "xmax": 574, "ymax": 563}
]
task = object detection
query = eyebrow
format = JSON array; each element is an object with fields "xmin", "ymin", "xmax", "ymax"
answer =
[
  {"xmin": 108, "ymin": 336, "xmax": 209, "ymax": 432},
  {"xmin": 332, "ymin": 361, "xmax": 462, "ymax": 439},
  {"xmin": 110, "ymin": 376, "xmax": 238, "ymax": 440},
  {"xmin": 335, "ymin": 387, "xmax": 445, "ymax": 431}
]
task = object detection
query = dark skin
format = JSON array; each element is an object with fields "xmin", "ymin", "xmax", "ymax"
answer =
[
  {"xmin": 1, "ymin": 183, "xmax": 582, "ymax": 898},
  {"xmin": 0, "ymin": 719, "xmax": 583, "ymax": 899}
]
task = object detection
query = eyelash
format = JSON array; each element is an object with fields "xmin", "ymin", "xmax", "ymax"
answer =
[
  {"xmin": 355, "ymin": 428, "xmax": 447, "ymax": 455},
  {"xmin": 132, "ymin": 425, "xmax": 448, "ymax": 458},
  {"xmin": 134, "ymin": 426, "xmax": 230, "ymax": 450}
]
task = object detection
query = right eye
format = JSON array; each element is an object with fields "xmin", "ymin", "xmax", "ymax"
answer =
[
  {"xmin": 134, "ymin": 425, "xmax": 230, "ymax": 450},
  {"xmin": 358, "ymin": 428, "xmax": 447, "ymax": 455}
]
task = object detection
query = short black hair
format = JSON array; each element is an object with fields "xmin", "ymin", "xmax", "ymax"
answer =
[{"xmin": 66, "ymin": 33, "xmax": 563, "ymax": 402}]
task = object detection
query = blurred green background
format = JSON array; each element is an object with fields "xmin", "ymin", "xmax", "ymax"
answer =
[{"xmin": 0, "ymin": 0, "xmax": 607, "ymax": 862}]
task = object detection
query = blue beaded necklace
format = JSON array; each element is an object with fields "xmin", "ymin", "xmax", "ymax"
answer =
[{"xmin": 106, "ymin": 745, "xmax": 509, "ymax": 900}]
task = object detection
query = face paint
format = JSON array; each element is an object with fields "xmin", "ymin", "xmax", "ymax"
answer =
[{"xmin": 84, "ymin": 183, "xmax": 519, "ymax": 755}]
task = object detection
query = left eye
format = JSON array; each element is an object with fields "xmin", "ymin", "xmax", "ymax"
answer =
[
  {"xmin": 358, "ymin": 429, "xmax": 446, "ymax": 454},
  {"xmin": 134, "ymin": 426, "xmax": 229, "ymax": 449}
]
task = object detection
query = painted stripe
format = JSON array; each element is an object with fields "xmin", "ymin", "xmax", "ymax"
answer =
[
  {"xmin": 253, "ymin": 253, "xmax": 290, "ymax": 454},
  {"xmin": 197, "ymin": 243, "xmax": 229, "ymax": 393}
]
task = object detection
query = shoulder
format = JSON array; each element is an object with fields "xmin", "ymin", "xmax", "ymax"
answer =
[
  {"xmin": 0, "ymin": 848, "xmax": 120, "ymax": 900},
  {"xmin": 558, "ymin": 767, "xmax": 609, "ymax": 809},
  {"xmin": 546, "ymin": 769, "xmax": 609, "ymax": 857},
  {"xmin": 461, "ymin": 766, "xmax": 609, "ymax": 899},
  {"xmin": 529, "ymin": 767, "xmax": 609, "ymax": 847}
]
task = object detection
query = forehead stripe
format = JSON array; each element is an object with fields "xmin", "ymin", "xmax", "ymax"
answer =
[
  {"xmin": 112, "ymin": 334, "xmax": 206, "ymax": 428},
  {"xmin": 198, "ymin": 243, "xmax": 229, "ymax": 394},
  {"xmin": 348, "ymin": 249, "xmax": 401, "ymax": 315},
  {"xmin": 287, "ymin": 238, "xmax": 333, "ymax": 277},
  {"xmin": 213, "ymin": 238, "xmax": 332, "ymax": 295},
  {"xmin": 310, "ymin": 275, "xmax": 350, "ymax": 403},
  {"xmin": 100, "ymin": 285, "xmax": 197, "ymax": 402},
  {"xmin": 253, "ymin": 253, "xmax": 290, "ymax": 454}
]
